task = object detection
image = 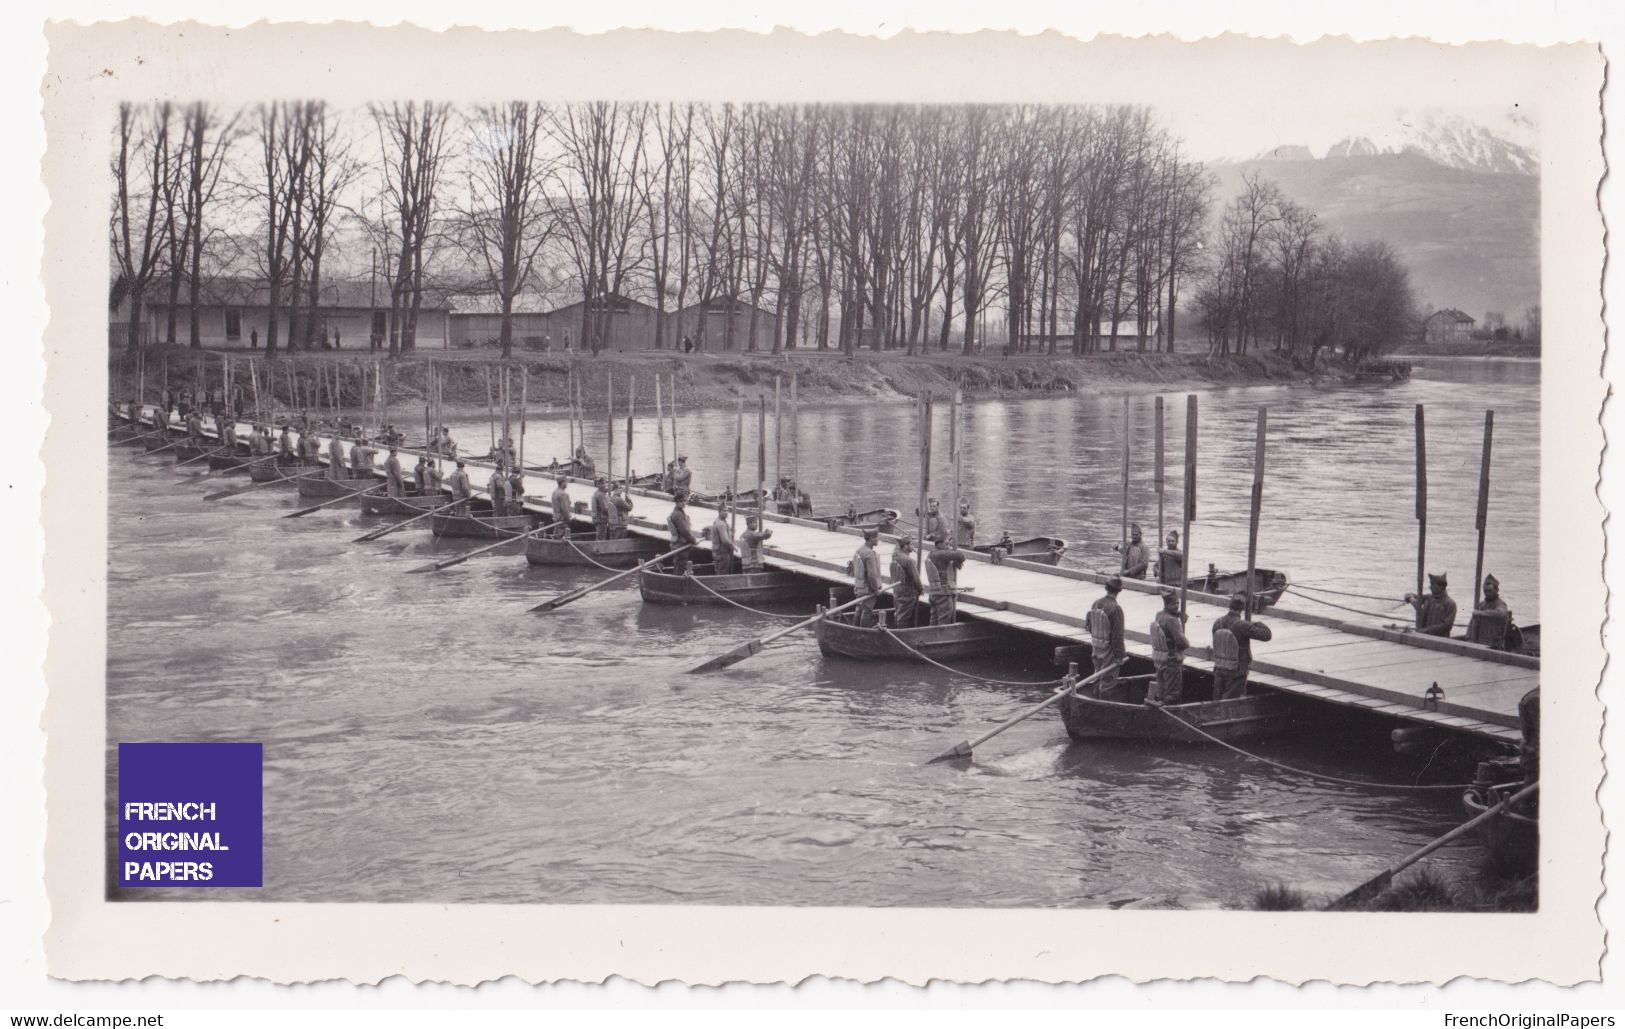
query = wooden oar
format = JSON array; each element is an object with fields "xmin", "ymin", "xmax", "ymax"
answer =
[
  {"xmin": 143, "ymin": 439, "xmax": 181, "ymax": 456},
  {"xmin": 688, "ymin": 587, "xmax": 890, "ymax": 674},
  {"xmin": 528, "ymin": 543, "xmax": 694, "ymax": 613},
  {"xmin": 112, "ymin": 425, "xmax": 169, "ymax": 444},
  {"xmin": 408, "ymin": 519, "xmax": 563, "ymax": 574},
  {"xmin": 926, "ymin": 662, "xmax": 1120, "ymax": 764},
  {"xmin": 175, "ymin": 444, "xmax": 230, "ymax": 468},
  {"xmin": 1329, "ymin": 781, "xmax": 1538, "ymax": 910},
  {"xmin": 282, "ymin": 481, "xmax": 384, "ymax": 518},
  {"xmin": 203, "ymin": 469, "xmax": 304, "ymax": 502},
  {"xmin": 354, "ymin": 498, "xmax": 459, "ymax": 543}
]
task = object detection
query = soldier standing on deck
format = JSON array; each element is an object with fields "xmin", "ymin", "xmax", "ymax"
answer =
[
  {"xmin": 889, "ymin": 535, "xmax": 925, "ymax": 628},
  {"xmin": 486, "ymin": 464, "xmax": 510, "ymax": 514},
  {"xmin": 1466, "ymin": 574, "xmax": 1513, "ymax": 649},
  {"xmin": 574, "ymin": 446, "xmax": 597, "ymax": 479},
  {"xmin": 278, "ymin": 424, "xmax": 295, "ymax": 462},
  {"xmin": 956, "ymin": 498, "xmax": 977, "ymax": 547},
  {"xmin": 1087, "ymin": 576, "xmax": 1127, "ymax": 699},
  {"xmin": 327, "ymin": 432, "xmax": 347, "ymax": 480},
  {"xmin": 1211, "ymin": 594, "xmax": 1274, "ymax": 700},
  {"xmin": 549, "ymin": 476, "xmax": 573, "ymax": 538},
  {"xmin": 671, "ymin": 455, "xmax": 693, "ymax": 496},
  {"xmin": 1120, "ymin": 524, "xmax": 1151, "ymax": 579},
  {"xmin": 1404, "ymin": 573, "xmax": 1458, "ymax": 637},
  {"xmin": 709, "ymin": 502, "xmax": 737, "ymax": 575},
  {"xmin": 666, "ymin": 493, "xmax": 699, "ymax": 573},
  {"xmin": 1147, "ymin": 588, "xmax": 1190, "ymax": 705},
  {"xmin": 607, "ymin": 484, "xmax": 633, "ymax": 539},
  {"xmin": 447, "ymin": 460, "xmax": 473, "ymax": 510},
  {"xmin": 737, "ymin": 514, "xmax": 772, "ymax": 573},
  {"xmin": 384, "ymin": 447, "xmax": 405, "ymax": 497},
  {"xmin": 852, "ymin": 528, "xmax": 884, "ymax": 627},
  {"xmin": 590, "ymin": 476, "xmax": 613, "ymax": 540},
  {"xmin": 922, "ymin": 498, "xmax": 947, "ymax": 545},
  {"xmin": 926, "ymin": 537, "xmax": 967, "ymax": 625},
  {"xmin": 507, "ymin": 465, "xmax": 526, "ymax": 517},
  {"xmin": 1155, "ymin": 529, "xmax": 1183, "ymax": 584},
  {"xmin": 413, "ymin": 452, "xmax": 433, "ymax": 493}
]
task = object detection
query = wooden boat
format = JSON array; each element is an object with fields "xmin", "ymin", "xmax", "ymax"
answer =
[
  {"xmin": 141, "ymin": 429, "xmax": 180, "ymax": 452},
  {"xmin": 522, "ymin": 457, "xmax": 596, "ymax": 479},
  {"xmin": 206, "ymin": 447, "xmax": 253, "ymax": 471},
  {"xmin": 689, "ymin": 487, "xmax": 769, "ymax": 507},
  {"xmin": 639, "ymin": 563, "xmax": 828, "ymax": 607},
  {"xmin": 171, "ymin": 441, "xmax": 215, "ymax": 463},
  {"xmin": 1059, "ymin": 685, "xmax": 1315, "ymax": 744},
  {"xmin": 1184, "ymin": 565, "xmax": 1289, "ymax": 608},
  {"xmin": 247, "ymin": 457, "xmax": 310, "ymax": 483},
  {"xmin": 429, "ymin": 502, "xmax": 536, "ymax": 539},
  {"xmin": 815, "ymin": 606, "xmax": 1017, "ymax": 661},
  {"xmin": 1462, "ymin": 775, "xmax": 1538, "ymax": 877},
  {"xmin": 295, "ymin": 471, "xmax": 378, "ymax": 500},
  {"xmin": 1454, "ymin": 621, "xmax": 1540, "ymax": 658},
  {"xmin": 525, "ymin": 530, "xmax": 662, "ymax": 569},
  {"xmin": 359, "ymin": 489, "xmax": 447, "ymax": 517},
  {"xmin": 818, "ymin": 507, "xmax": 901, "ymax": 534},
  {"xmin": 972, "ymin": 535, "xmax": 1068, "ymax": 566}
]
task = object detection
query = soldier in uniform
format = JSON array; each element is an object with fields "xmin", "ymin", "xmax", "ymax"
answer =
[
  {"xmin": 590, "ymin": 476, "xmax": 613, "ymax": 540},
  {"xmin": 1466, "ymin": 573, "xmax": 1513, "ymax": 650},
  {"xmin": 1211, "ymin": 594, "xmax": 1274, "ymax": 700},
  {"xmin": 851, "ymin": 528, "xmax": 884, "ymax": 627},
  {"xmin": 926, "ymin": 537, "xmax": 967, "ymax": 625},
  {"xmin": 607, "ymin": 485, "xmax": 633, "ymax": 539},
  {"xmin": 1404, "ymin": 572, "xmax": 1458, "ymax": 637},
  {"xmin": 671, "ymin": 455, "xmax": 693, "ymax": 495},
  {"xmin": 666, "ymin": 493, "xmax": 699, "ymax": 573},
  {"xmin": 889, "ymin": 535, "xmax": 925, "ymax": 628},
  {"xmin": 1087, "ymin": 576, "xmax": 1127, "ymax": 699},
  {"xmin": 737, "ymin": 514, "xmax": 772, "ymax": 573},
  {"xmin": 549, "ymin": 476, "xmax": 574, "ymax": 538},
  {"xmin": 956, "ymin": 498, "xmax": 977, "ymax": 547},
  {"xmin": 1155, "ymin": 529, "xmax": 1183, "ymax": 584},
  {"xmin": 1120, "ymin": 524, "xmax": 1151, "ymax": 579},
  {"xmin": 447, "ymin": 460, "xmax": 473, "ymax": 510},
  {"xmin": 1147, "ymin": 588, "xmax": 1190, "ymax": 705},
  {"xmin": 383, "ymin": 447, "xmax": 405, "ymax": 497},
  {"xmin": 708, "ymin": 503, "xmax": 737, "ymax": 575}
]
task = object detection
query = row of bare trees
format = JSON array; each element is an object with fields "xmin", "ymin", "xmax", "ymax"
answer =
[{"xmin": 112, "ymin": 100, "xmax": 1228, "ymax": 359}]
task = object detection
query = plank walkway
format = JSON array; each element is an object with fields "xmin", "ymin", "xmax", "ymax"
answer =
[{"xmin": 118, "ymin": 404, "xmax": 1533, "ymax": 744}]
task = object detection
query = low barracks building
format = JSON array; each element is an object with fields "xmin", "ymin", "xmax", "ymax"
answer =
[{"xmin": 109, "ymin": 276, "xmax": 454, "ymax": 350}]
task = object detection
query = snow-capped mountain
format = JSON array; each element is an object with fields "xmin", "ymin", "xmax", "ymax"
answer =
[{"xmin": 1251, "ymin": 111, "xmax": 1539, "ymax": 176}]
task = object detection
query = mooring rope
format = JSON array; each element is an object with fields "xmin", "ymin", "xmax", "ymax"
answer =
[
  {"xmin": 560, "ymin": 533, "xmax": 629, "ymax": 573},
  {"xmin": 877, "ymin": 625, "xmax": 1068, "ymax": 688},
  {"xmin": 1282, "ymin": 588, "xmax": 1403, "ymax": 621},
  {"xmin": 1291, "ymin": 581, "xmax": 1407, "ymax": 603},
  {"xmin": 683, "ymin": 571, "xmax": 806, "ymax": 620},
  {"xmin": 1148, "ymin": 704, "xmax": 1475, "ymax": 792}
]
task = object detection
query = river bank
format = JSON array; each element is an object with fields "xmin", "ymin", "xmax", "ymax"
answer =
[{"xmin": 109, "ymin": 348, "xmax": 1358, "ymax": 417}]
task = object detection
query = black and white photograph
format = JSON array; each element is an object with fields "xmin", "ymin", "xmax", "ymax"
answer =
[{"xmin": 31, "ymin": 22, "xmax": 1608, "ymax": 989}]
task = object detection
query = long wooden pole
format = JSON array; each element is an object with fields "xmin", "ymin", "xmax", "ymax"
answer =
[
  {"xmin": 1473, "ymin": 410, "xmax": 1495, "ymax": 608},
  {"xmin": 689, "ymin": 589, "xmax": 888, "ymax": 674},
  {"xmin": 655, "ymin": 375, "xmax": 668, "ymax": 482},
  {"xmin": 566, "ymin": 367, "xmax": 576, "ymax": 460},
  {"xmin": 1415, "ymin": 404, "xmax": 1427, "ymax": 600},
  {"xmin": 927, "ymin": 661, "xmax": 1122, "ymax": 763},
  {"xmin": 250, "ymin": 359, "xmax": 261, "ymax": 425},
  {"xmin": 353, "ymin": 499, "xmax": 460, "ymax": 543},
  {"xmin": 773, "ymin": 374, "xmax": 782, "ymax": 492},
  {"xmin": 668, "ymin": 372, "xmax": 679, "ymax": 459},
  {"xmin": 917, "ymin": 390, "xmax": 932, "ymax": 574},
  {"xmin": 485, "ymin": 365, "xmax": 496, "ymax": 452},
  {"xmin": 606, "ymin": 370, "xmax": 615, "ymax": 482},
  {"xmin": 730, "ymin": 396, "xmax": 744, "ymax": 531},
  {"xmin": 1244, "ymin": 407, "xmax": 1267, "ymax": 619},
  {"xmin": 1179, "ymin": 395, "xmax": 1197, "ymax": 619},
  {"xmin": 950, "ymin": 387, "xmax": 962, "ymax": 545},
  {"xmin": 1154, "ymin": 395, "xmax": 1165, "ymax": 557},
  {"xmin": 520, "ymin": 366, "xmax": 529, "ymax": 470},
  {"xmin": 789, "ymin": 372, "xmax": 799, "ymax": 486},
  {"xmin": 1120, "ymin": 394, "xmax": 1130, "ymax": 557},
  {"xmin": 529, "ymin": 544, "xmax": 695, "ymax": 613},
  {"xmin": 624, "ymin": 375, "xmax": 635, "ymax": 486}
]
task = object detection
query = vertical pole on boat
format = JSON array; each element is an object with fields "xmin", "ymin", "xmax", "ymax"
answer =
[
  {"xmin": 1473, "ymin": 410, "xmax": 1495, "ymax": 609},
  {"xmin": 917, "ymin": 390, "xmax": 932, "ymax": 576},
  {"xmin": 668, "ymin": 372, "xmax": 678, "ymax": 461},
  {"xmin": 1120, "ymin": 394, "xmax": 1130, "ymax": 558},
  {"xmin": 485, "ymin": 365, "xmax": 496, "ymax": 453},
  {"xmin": 757, "ymin": 393, "xmax": 767, "ymax": 513},
  {"xmin": 520, "ymin": 365, "xmax": 529, "ymax": 470},
  {"xmin": 790, "ymin": 371, "xmax": 799, "ymax": 487},
  {"xmin": 137, "ymin": 349, "xmax": 145, "ymax": 410},
  {"xmin": 1244, "ymin": 407, "xmax": 1267, "ymax": 619},
  {"xmin": 1179, "ymin": 394, "xmax": 1197, "ymax": 620},
  {"xmin": 576, "ymin": 367, "xmax": 587, "ymax": 462},
  {"xmin": 624, "ymin": 375, "xmax": 635, "ymax": 486},
  {"xmin": 655, "ymin": 375, "xmax": 668, "ymax": 485},
  {"xmin": 566, "ymin": 367, "xmax": 576, "ymax": 463},
  {"xmin": 606, "ymin": 370, "xmax": 615, "ymax": 484},
  {"xmin": 161, "ymin": 356, "xmax": 169, "ymax": 422},
  {"xmin": 250, "ymin": 358, "xmax": 261, "ymax": 426},
  {"xmin": 773, "ymin": 374, "xmax": 782, "ymax": 496},
  {"xmin": 1415, "ymin": 404, "xmax": 1427, "ymax": 601},
  {"xmin": 950, "ymin": 387, "xmax": 962, "ymax": 545},
  {"xmin": 1154, "ymin": 395, "xmax": 1165, "ymax": 559},
  {"xmin": 730, "ymin": 396, "xmax": 744, "ymax": 532}
]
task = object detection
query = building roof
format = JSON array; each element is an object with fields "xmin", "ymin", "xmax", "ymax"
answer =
[
  {"xmin": 120, "ymin": 275, "xmax": 453, "ymax": 312},
  {"xmin": 1427, "ymin": 308, "xmax": 1476, "ymax": 324},
  {"xmin": 447, "ymin": 290, "xmax": 574, "ymax": 316},
  {"xmin": 675, "ymin": 297, "xmax": 777, "ymax": 320},
  {"xmin": 543, "ymin": 291, "xmax": 659, "ymax": 317}
]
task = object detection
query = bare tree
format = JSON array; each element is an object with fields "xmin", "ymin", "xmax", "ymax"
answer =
[
  {"xmin": 462, "ymin": 101, "xmax": 553, "ymax": 358},
  {"xmin": 373, "ymin": 101, "xmax": 452, "ymax": 356},
  {"xmin": 179, "ymin": 103, "xmax": 240, "ymax": 348},
  {"xmin": 110, "ymin": 102, "xmax": 175, "ymax": 353}
]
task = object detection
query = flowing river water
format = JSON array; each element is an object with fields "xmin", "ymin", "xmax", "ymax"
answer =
[{"xmin": 106, "ymin": 356, "xmax": 1538, "ymax": 907}]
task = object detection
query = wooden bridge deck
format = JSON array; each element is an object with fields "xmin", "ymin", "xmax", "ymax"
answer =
[{"xmin": 121, "ymin": 404, "xmax": 1533, "ymax": 744}]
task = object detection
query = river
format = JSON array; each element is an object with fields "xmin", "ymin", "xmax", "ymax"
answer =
[{"xmin": 106, "ymin": 356, "xmax": 1538, "ymax": 907}]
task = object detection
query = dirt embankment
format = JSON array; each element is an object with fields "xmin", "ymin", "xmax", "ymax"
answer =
[{"xmin": 110, "ymin": 348, "xmax": 1350, "ymax": 419}]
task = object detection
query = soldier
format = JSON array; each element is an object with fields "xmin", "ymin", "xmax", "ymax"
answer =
[
  {"xmin": 549, "ymin": 476, "xmax": 574, "ymax": 538},
  {"xmin": 956, "ymin": 498, "xmax": 977, "ymax": 547},
  {"xmin": 926, "ymin": 537, "xmax": 967, "ymax": 625},
  {"xmin": 327, "ymin": 431, "xmax": 347, "ymax": 481},
  {"xmin": 852, "ymin": 528, "xmax": 884, "ymax": 627},
  {"xmin": 413, "ymin": 452, "xmax": 434, "ymax": 493},
  {"xmin": 922, "ymin": 498, "xmax": 947, "ymax": 545},
  {"xmin": 277, "ymin": 423, "xmax": 296, "ymax": 462},
  {"xmin": 1120, "ymin": 524, "xmax": 1151, "ymax": 579},
  {"xmin": 1155, "ymin": 529, "xmax": 1184, "ymax": 584},
  {"xmin": 248, "ymin": 424, "xmax": 270, "ymax": 458},
  {"xmin": 1211, "ymin": 594, "xmax": 1274, "ymax": 700},
  {"xmin": 737, "ymin": 514, "xmax": 773, "ymax": 573},
  {"xmin": 590, "ymin": 476, "xmax": 613, "ymax": 540},
  {"xmin": 1404, "ymin": 573, "xmax": 1458, "ymax": 637},
  {"xmin": 671, "ymin": 455, "xmax": 694, "ymax": 495},
  {"xmin": 301, "ymin": 425, "xmax": 324, "ymax": 466},
  {"xmin": 349, "ymin": 436, "xmax": 373, "ymax": 477},
  {"xmin": 666, "ymin": 492, "xmax": 699, "ymax": 573},
  {"xmin": 1147, "ymin": 588, "xmax": 1190, "ymax": 705},
  {"xmin": 709, "ymin": 503, "xmax": 737, "ymax": 575},
  {"xmin": 608, "ymin": 484, "xmax": 633, "ymax": 540},
  {"xmin": 574, "ymin": 446, "xmax": 597, "ymax": 479},
  {"xmin": 889, "ymin": 535, "xmax": 925, "ymax": 629},
  {"xmin": 383, "ymin": 447, "xmax": 405, "ymax": 498},
  {"xmin": 486, "ymin": 464, "xmax": 510, "ymax": 514},
  {"xmin": 447, "ymin": 460, "xmax": 473, "ymax": 510},
  {"xmin": 506, "ymin": 465, "xmax": 526, "ymax": 517},
  {"xmin": 1466, "ymin": 573, "xmax": 1512, "ymax": 650},
  {"xmin": 1087, "ymin": 576, "xmax": 1127, "ymax": 699}
]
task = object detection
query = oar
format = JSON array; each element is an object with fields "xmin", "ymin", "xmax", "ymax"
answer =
[
  {"xmin": 175, "ymin": 445, "xmax": 230, "ymax": 468},
  {"xmin": 528, "ymin": 543, "xmax": 695, "ymax": 613},
  {"xmin": 687, "ymin": 587, "xmax": 891, "ymax": 674},
  {"xmin": 282, "ymin": 481, "xmax": 384, "ymax": 518},
  {"xmin": 354, "ymin": 498, "xmax": 459, "ymax": 543},
  {"xmin": 143, "ymin": 440, "xmax": 182, "ymax": 456},
  {"xmin": 1328, "ymin": 781, "xmax": 1539, "ymax": 910},
  {"xmin": 926, "ymin": 662, "xmax": 1120, "ymax": 764},
  {"xmin": 112, "ymin": 425, "xmax": 169, "ymax": 444},
  {"xmin": 203, "ymin": 469, "xmax": 303, "ymax": 502},
  {"xmin": 408, "ymin": 519, "xmax": 564, "ymax": 574}
]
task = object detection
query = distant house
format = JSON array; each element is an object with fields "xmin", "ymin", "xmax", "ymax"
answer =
[
  {"xmin": 1423, "ymin": 308, "xmax": 1477, "ymax": 344},
  {"xmin": 448, "ymin": 291, "xmax": 570, "ymax": 349},
  {"xmin": 672, "ymin": 297, "xmax": 778, "ymax": 352},
  {"xmin": 109, "ymin": 276, "xmax": 453, "ymax": 350}
]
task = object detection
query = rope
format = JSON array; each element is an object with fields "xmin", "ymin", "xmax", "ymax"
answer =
[
  {"xmin": 1149, "ymin": 704, "xmax": 1475, "ymax": 792},
  {"xmin": 683, "ymin": 570, "xmax": 806, "ymax": 620},
  {"xmin": 1291, "ymin": 581, "xmax": 1406, "ymax": 603},
  {"xmin": 878, "ymin": 625, "xmax": 1067, "ymax": 688},
  {"xmin": 1282, "ymin": 588, "xmax": 1404, "ymax": 621},
  {"xmin": 560, "ymin": 533, "xmax": 627, "ymax": 572}
]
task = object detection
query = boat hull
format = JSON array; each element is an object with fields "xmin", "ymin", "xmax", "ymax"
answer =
[
  {"xmin": 247, "ymin": 457, "xmax": 310, "ymax": 483},
  {"xmin": 973, "ymin": 536, "xmax": 1067, "ymax": 565},
  {"xmin": 172, "ymin": 442, "xmax": 213, "ymax": 463},
  {"xmin": 141, "ymin": 431, "xmax": 179, "ymax": 452},
  {"xmin": 429, "ymin": 506, "xmax": 536, "ymax": 539},
  {"xmin": 1060, "ymin": 689, "xmax": 1314, "ymax": 743},
  {"xmin": 207, "ymin": 451, "xmax": 252, "ymax": 471},
  {"xmin": 295, "ymin": 473, "xmax": 378, "ymax": 500},
  {"xmin": 815, "ymin": 610, "xmax": 1015, "ymax": 661},
  {"xmin": 1463, "ymin": 784, "xmax": 1538, "ymax": 877},
  {"xmin": 525, "ymin": 532, "xmax": 661, "ymax": 568},
  {"xmin": 1185, "ymin": 567, "xmax": 1289, "ymax": 608},
  {"xmin": 639, "ymin": 567, "xmax": 828, "ymax": 606},
  {"xmin": 360, "ymin": 491, "xmax": 446, "ymax": 517}
]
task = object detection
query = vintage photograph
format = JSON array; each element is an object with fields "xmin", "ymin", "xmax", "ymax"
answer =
[{"xmin": 42, "ymin": 24, "xmax": 1605, "ymax": 985}]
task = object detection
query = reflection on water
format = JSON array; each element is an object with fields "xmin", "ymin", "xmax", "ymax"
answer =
[{"xmin": 107, "ymin": 359, "xmax": 1536, "ymax": 906}]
